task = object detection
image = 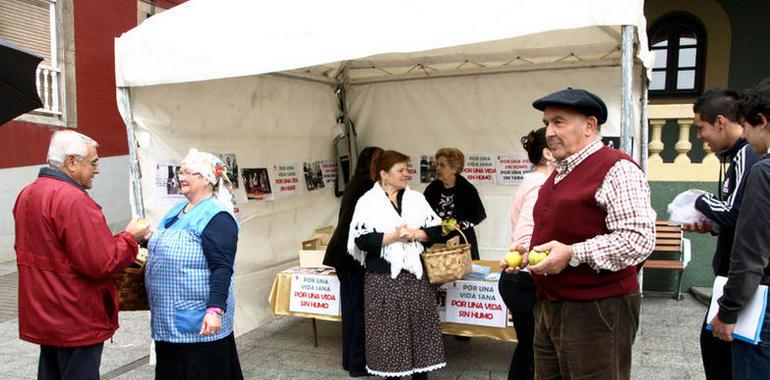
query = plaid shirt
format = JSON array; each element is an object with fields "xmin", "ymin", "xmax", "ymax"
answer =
[{"xmin": 554, "ymin": 138, "xmax": 656, "ymax": 272}]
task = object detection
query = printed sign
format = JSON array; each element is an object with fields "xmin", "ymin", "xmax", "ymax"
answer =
[
  {"xmin": 462, "ymin": 154, "xmax": 496, "ymax": 185},
  {"xmin": 319, "ymin": 160, "xmax": 338, "ymax": 186},
  {"xmin": 242, "ymin": 168, "xmax": 274, "ymax": 201},
  {"xmin": 273, "ymin": 163, "xmax": 300, "ymax": 198},
  {"xmin": 442, "ymin": 280, "xmax": 507, "ymax": 327},
  {"xmin": 289, "ymin": 274, "xmax": 341, "ymax": 316},
  {"xmin": 495, "ymin": 154, "xmax": 531, "ymax": 186}
]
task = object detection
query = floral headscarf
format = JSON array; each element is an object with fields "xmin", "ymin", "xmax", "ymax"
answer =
[{"xmin": 182, "ymin": 149, "xmax": 234, "ymax": 212}]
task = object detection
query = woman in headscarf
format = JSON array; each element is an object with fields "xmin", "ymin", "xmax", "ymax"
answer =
[
  {"xmin": 323, "ymin": 146, "xmax": 383, "ymax": 377},
  {"xmin": 498, "ymin": 127, "xmax": 553, "ymax": 380},
  {"xmin": 146, "ymin": 149, "xmax": 243, "ymax": 379},
  {"xmin": 348, "ymin": 150, "xmax": 445, "ymax": 379},
  {"xmin": 423, "ymin": 148, "xmax": 486, "ymax": 260}
]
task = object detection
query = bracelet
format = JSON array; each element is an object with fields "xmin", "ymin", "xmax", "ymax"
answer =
[{"xmin": 206, "ymin": 307, "xmax": 224, "ymax": 316}]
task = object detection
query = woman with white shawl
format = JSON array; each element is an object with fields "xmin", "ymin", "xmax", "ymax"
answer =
[{"xmin": 348, "ymin": 150, "xmax": 446, "ymax": 379}]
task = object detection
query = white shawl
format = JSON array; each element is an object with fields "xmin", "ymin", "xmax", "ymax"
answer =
[{"xmin": 347, "ymin": 182, "xmax": 442, "ymax": 279}]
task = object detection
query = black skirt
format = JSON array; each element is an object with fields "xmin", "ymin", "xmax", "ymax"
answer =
[
  {"xmin": 155, "ymin": 332, "xmax": 243, "ymax": 380},
  {"xmin": 364, "ymin": 271, "xmax": 446, "ymax": 377}
]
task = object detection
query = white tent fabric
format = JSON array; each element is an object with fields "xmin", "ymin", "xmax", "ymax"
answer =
[
  {"xmin": 115, "ymin": 0, "xmax": 651, "ymax": 335},
  {"xmin": 115, "ymin": 0, "xmax": 650, "ymax": 87}
]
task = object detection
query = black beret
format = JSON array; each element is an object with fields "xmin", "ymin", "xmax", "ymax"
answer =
[{"xmin": 532, "ymin": 87, "xmax": 608, "ymax": 125}]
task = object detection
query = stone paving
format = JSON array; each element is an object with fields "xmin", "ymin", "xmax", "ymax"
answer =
[{"xmin": 0, "ymin": 265, "xmax": 707, "ymax": 379}]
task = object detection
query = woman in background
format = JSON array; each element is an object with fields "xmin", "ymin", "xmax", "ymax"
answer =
[
  {"xmin": 499, "ymin": 128, "xmax": 553, "ymax": 380},
  {"xmin": 323, "ymin": 147, "xmax": 383, "ymax": 377},
  {"xmin": 424, "ymin": 148, "xmax": 486, "ymax": 260}
]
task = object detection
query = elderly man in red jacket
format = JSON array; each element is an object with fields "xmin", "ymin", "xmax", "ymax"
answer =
[
  {"xmin": 503, "ymin": 88, "xmax": 656, "ymax": 380},
  {"xmin": 14, "ymin": 130, "xmax": 150, "ymax": 380}
]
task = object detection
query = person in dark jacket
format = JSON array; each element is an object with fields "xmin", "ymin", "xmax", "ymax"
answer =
[
  {"xmin": 710, "ymin": 77, "xmax": 770, "ymax": 380},
  {"xmin": 323, "ymin": 146, "xmax": 382, "ymax": 377},
  {"xmin": 14, "ymin": 130, "xmax": 150, "ymax": 380},
  {"xmin": 690, "ymin": 87, "xmax": 762, "ymax": 380},
  {"xmin": 423, "ymin": 148, "xmax": 486, "ymax": 260}
]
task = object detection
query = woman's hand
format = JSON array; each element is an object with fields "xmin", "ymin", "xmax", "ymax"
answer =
[{"xmin": 200, "ymin": 312, "xmax": 222, "ymax": 336}]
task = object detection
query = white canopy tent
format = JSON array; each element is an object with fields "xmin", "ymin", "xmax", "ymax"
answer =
[{"xmin": 115, "ymin": 0, "xmax": 652, "ymax": 334}]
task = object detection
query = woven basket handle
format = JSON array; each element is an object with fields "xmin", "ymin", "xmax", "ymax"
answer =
[{"xmin": 446, "ymin": 223, "xmax": 468, "ymax": 247}]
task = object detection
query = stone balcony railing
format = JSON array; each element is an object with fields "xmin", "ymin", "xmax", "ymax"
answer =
[
  {"xmin": 35, "ymin": 64, "xmax": 62, "ymax": 116},
  {"xmin": 647, "ymin": 103, "xmax": 720, "ymax": 182}
]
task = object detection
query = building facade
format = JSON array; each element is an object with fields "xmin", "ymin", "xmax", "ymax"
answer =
[{"xmin": 0, "ymin": 0, "xmax": 182, "ymax": 262}]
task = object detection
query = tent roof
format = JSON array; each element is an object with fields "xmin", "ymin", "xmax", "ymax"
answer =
[{"xmin": 115, "ymin": 0, "xmax": 650, "ymax": 87}]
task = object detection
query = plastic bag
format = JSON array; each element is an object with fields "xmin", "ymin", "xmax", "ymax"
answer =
[{"xmin": 667, "ymin": 189, "xmax": 710, "ymax": 224}]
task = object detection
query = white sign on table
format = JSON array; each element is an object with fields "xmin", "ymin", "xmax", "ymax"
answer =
[
  {"xmin": 289, "ymin": 274, "xmax": 341, "ymax": 316},
  {"xmin": 443, "ymin": 280, "xmax": 507, "ymax": 328}
]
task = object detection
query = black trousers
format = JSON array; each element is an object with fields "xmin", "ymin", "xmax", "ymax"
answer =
[
  {"xmin": 498, "ymin": 271, "xmax": 536, "ymax": 380},
  {"xmin": 337, "ymin": 265, "xmax": 367, "ymax": 373},
  {"xmin": 38, "ymin": 342, "xmax": 104, "ymax": 380},
  {"xmin": 700, "ymin": 316, "xmax": 733, "ymax": 380}
]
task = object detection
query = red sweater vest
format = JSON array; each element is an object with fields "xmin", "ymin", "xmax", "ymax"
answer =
[{"xmin": 530, "ymin": 146, "xmax": 639, "ymax": 301}]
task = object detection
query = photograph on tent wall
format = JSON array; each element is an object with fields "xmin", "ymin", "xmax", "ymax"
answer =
[
  {"xmin": 154, "ymin": 164, "xmax": 186, "ymax": 206},
  {"xmin": 216, "ymin": 153, "xmax": 240, "ymax": 189},
  {"xmin": 602, "ymin": 136, "xmax": 621, "ymax": 150},
  {"xmin": 242, "ymin": 168, "xmax": 273, "ymax": 200},
  {"xmin": 419, "ymin": 155, "xmax": 437, "ymax": 183},
  {"xmin": 303, "ymin": 161, "xmax": 325, "ymax": 191}
]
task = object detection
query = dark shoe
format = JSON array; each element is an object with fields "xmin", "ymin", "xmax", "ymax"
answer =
[{"xmin": 349, "ymin": 369, "xmax": 369, "ymax": 377}]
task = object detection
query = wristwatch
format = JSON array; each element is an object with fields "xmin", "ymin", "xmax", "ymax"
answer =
[{"xmin": 568, "ymin": 255, "xmax": 580, "ymax": 267}]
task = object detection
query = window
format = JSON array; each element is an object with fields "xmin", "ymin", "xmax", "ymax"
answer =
[{"xmin": 649, "ymin": 13, "xmax": 706, "ymax": 97}]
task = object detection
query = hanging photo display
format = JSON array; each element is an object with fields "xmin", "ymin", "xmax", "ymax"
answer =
[
  {"xmin": 319, "ymin": 160, "xmax": 338, "ymax": 187},
  {"xmin": 273, "ymin": 163, "xmax": 300, "ymax": 198},
  {"xmin": 418, "ymin": 154, "xmax": 437, "ymax": 184},
  {"xmin": 242, "ymin": 168, "xmax": 274, "ymax": 201},
  {"xmin": 215, "ymin": 152, "xmax": 247, "ymax": 204},
  {"xmin": 154, "ymin": 164, "xmax": 186, "ymax": 206},
  {"xmin": 303, "ymin": 161, "xmax": 326, "ymax": 191},
  {"xmin": 495, "ymin": 154, "xmax": 531, "ymax": 186},
  {"xmin": 462, "ymin": 154, "xmax": 496, "ymax": 185}
]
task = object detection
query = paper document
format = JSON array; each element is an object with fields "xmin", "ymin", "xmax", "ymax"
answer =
[{"xmin": 706, "ymin": 275, "xmax": 768, "ymax": 345}]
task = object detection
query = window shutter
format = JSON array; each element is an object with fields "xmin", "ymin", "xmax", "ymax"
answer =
[{"xmin": 0, "ymin": 0, "xmax": 52, "ymax": 65}]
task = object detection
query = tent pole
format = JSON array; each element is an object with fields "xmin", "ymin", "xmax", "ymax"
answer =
[
  {"xmin": 117, "ymin": 87, "xmax": 146, "ymax": 219},
  {"xmin": 620, "ymin": 25, "xmax": 635, "ymax": 156},
  {"xmin": 640, "ymin": 71, "xmax": 650, "ymax": 173}
]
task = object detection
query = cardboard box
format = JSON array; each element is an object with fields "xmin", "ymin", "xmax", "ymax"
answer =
[
  {"xmin": 312, "ymin": 225, "xmax": 335, "ymax": 246},
  {"xmin": 299, "ymin": 238, "xmax": 330, "ymax": 268}
]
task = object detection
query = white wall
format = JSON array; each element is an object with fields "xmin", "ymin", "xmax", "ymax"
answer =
[{"xmin": 0, "ymin": 155, "xmax": 132, "ymax": 263}]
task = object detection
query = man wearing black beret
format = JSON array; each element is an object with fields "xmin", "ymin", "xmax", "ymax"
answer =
[{"xmin": 502, "ymin": 88, "xmax": 656, "ymax": 379}]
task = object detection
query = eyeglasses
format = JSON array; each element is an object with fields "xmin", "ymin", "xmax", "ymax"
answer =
[
  {"xmin": 177, "ymin": 172, "xmax": 202, "ymax": 180},
  {"xmin": 74, "ymin": 155, "xmax": 99, "ymax": 167}
]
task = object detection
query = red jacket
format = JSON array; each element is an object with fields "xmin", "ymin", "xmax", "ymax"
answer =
[{"xmin": 14, "ymin": 169, "xmax": 137, "ymax": 347}]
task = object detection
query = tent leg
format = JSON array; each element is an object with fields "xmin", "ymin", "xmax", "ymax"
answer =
[
  {"xmin": 312, "ymin": 318, "xmax": 319, "ymax": 348},
  {"xmin": 620, "ymin": 25, "xmax": 635, "ymax": 156}
]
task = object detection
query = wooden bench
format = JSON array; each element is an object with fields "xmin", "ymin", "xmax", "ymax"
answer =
[{"xmin": 640, "ymin": 221, "xmax": 691, "ymax": 300}]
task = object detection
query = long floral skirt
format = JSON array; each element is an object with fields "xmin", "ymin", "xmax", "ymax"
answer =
[{"xmin": 364, "ymin": 271, "xmax": 446, "ymax": 377}]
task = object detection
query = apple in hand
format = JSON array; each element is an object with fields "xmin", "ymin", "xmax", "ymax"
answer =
[
  {"xmin": 503, "ymin": 250, "xmax": 522, "ymax": 267},
  {"xmin": 528, "ymin": 249, "xmax": 549, "ymax": 265}
]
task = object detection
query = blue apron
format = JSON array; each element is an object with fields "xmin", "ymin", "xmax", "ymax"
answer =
[{"xmin": 146, "ymin": 197, "xmax": 238, "ymax": 343}]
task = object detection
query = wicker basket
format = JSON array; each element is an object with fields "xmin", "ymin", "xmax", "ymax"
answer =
[
  {"xmin": 422, "ymin": 226, "xmax": 472, "ymax": 284},
  {"xmin": 113, "ymin": 248, "xmax": 149, "ymax": 311}
]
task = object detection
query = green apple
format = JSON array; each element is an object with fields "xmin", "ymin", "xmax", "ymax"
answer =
[
  {"xmin": 528, "ymin": 249, "xmax": 549, "ymax": 265},
  {"xmin": 504, "ymin": 250, "xmax": 522, "ymax": 267}
]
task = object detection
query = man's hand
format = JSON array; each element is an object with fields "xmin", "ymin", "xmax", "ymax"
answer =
[
  {"xmin": 125, "ymin": 218, "xmax": 151, "ymax": 242},
  {"xmin": 528, "ymin": 240, "xmax": 572, "ymax": 276},
  {"xmin": 500, "ymin": 243, "xmax": 528, "ymax": 274},
  {"xmin": 709, "ymin": 316, "xmax": 735, "ymax": 342},
  {"xmin": 200, "ymin": 312, "xmax": 222, "ymax": 336}
]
